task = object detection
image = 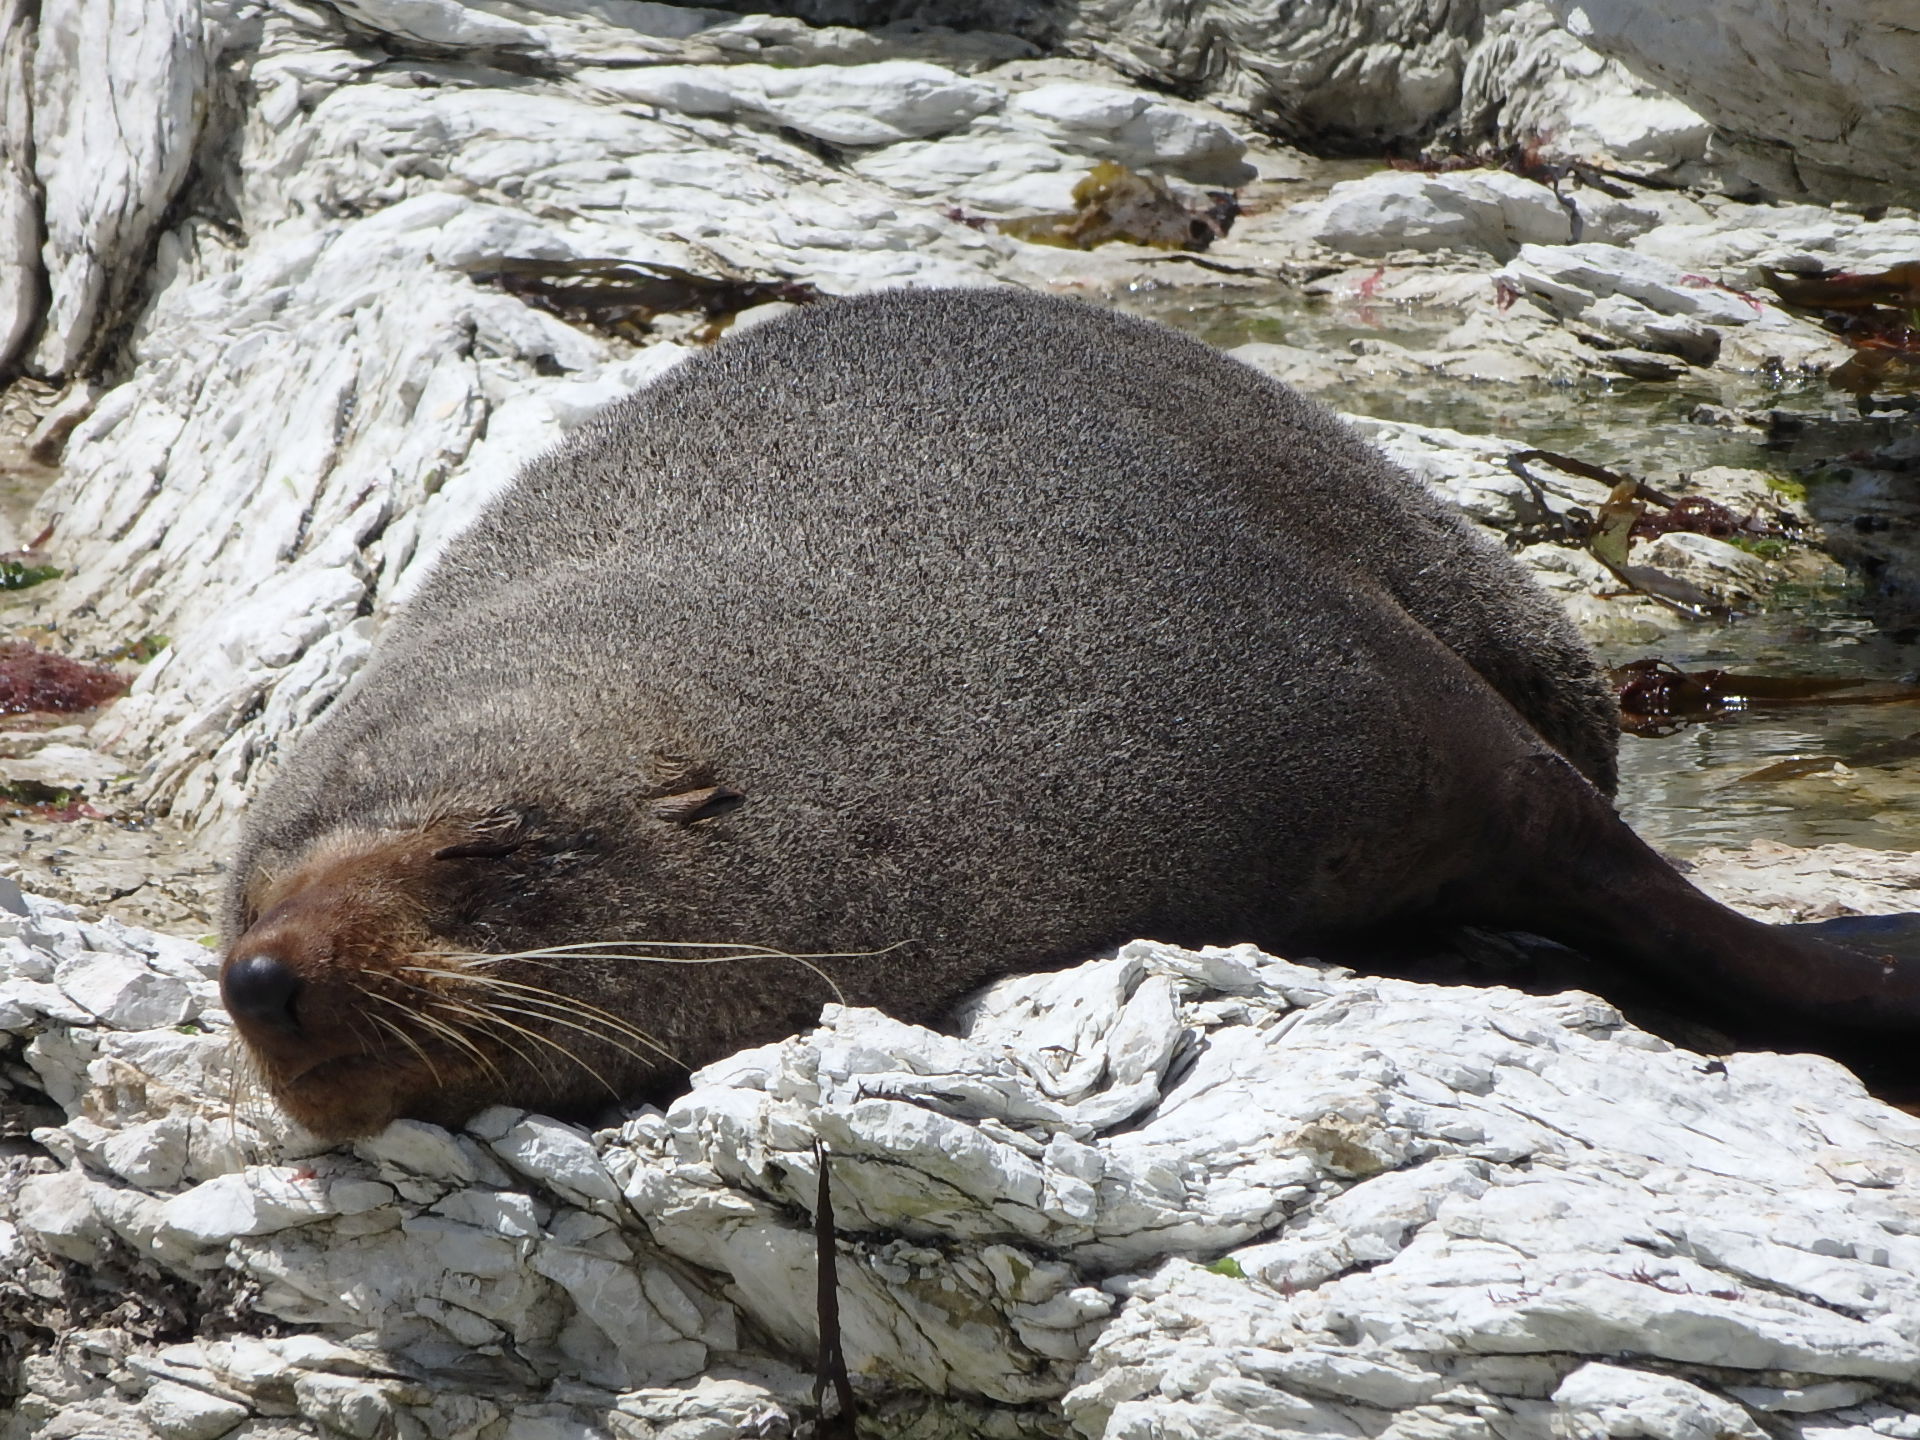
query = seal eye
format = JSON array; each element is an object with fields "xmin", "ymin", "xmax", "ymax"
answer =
[
  {"xmin": 649, "ymin": 784, "xmax": 746, "ymax": 825},
  {"xmin": 434, "ymin": 839, "xmax": 524, "ymax": 861},
  {"xmin": 222, "ymin": 952, "xmax": 303, "ymax": 1032}
]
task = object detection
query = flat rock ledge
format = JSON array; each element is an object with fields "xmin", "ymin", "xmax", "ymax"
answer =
[{"xmin": 3, "ymin": 864, "xmax": 1919, "ymax": 1440}]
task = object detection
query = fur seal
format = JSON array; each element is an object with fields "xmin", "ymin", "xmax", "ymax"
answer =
[{"xmin": 222, "ymin": 288, "xmax": 1920, "ymax": 1139}]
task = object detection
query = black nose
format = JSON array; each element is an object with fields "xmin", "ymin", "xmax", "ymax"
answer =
[{"xmin": 222, "ymin": 953, "xmax": 303, "ymax": 1030}]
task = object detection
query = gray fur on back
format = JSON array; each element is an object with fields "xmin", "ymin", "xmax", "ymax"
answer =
[{"xmin": 232, "ymin": 288, "xmax": 1619, "ymax": 1062}]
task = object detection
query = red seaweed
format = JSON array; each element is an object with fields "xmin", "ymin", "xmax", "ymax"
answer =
[{"xmin": 0, "ymin": 642, "xmax": 127, "ymax": 714}]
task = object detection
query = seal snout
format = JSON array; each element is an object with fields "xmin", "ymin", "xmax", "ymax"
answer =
[{"xmin": 221, "ymin": 951, "xmax": 303, "ymax": 1032}]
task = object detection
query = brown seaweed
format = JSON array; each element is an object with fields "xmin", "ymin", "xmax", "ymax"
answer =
[
  {"xmin": 1735, "ymin": 730, "xmax": 1920, "ymax": 782},
  {"xmin": 1610, "ymin": 656, "xmax": 1920, "ymax": 736},
  {"xmin": 1762, "ymin": 261, "xmax": 1920, "ymax": 396},
  {"xmin": 1506, "ymin": 450, "xmax": 1798, "ymax": 620},
  {"xmin": 469, "ymin": 258, "xmax": 820, "ymax": 343},
  {"xmin": 999, "ymin": 162, "xmax": 1238, "ymax": 252}
]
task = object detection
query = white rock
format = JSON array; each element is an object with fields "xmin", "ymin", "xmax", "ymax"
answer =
[
  {"xmin": 1635, "ymin": 532, "xmax": 1770, "ymax": 601},
  {"xmin": 1047, "ymin": 0, "xmax": 1513, "ymax": 150},
  {"xmin": 6, "ymin": 883, "xmax": 1920, "ymax": 1431},
  {"xmin": 29, "ymin": 0, "xmax": 208, "ymax": 375},
  {"xmin": 14, "ymin": 1168, "xmax": 106, "ymax": 1263},
  {"xmin": 354, "ymin": 1118, "xmax": 481, "ymax": 1183},
  {"xmin": 1007, "ymin": 83, "xmax": 1249, "ymax": 184},
  {"xmin": 491, "ymin": 1114, "xmax": 624, "ymax": 1208},
  {"xmin": 0, "ymin": 975, "xmax": 93, "ymax": 1029},
  {"xmin": 1460, "ymin": 1, "xmax": 1711, "ymax": 172},
  {"xmin": 99, "ymin": 1116, "xmax": 192, "ymax": 1189},
  {"xmin": 1497, "ymin": 241, "xmax": 1773, "ymax": 325},
  {"xmin": 592, "ymin": 60, "xmax": 1003, "ymax": 147},
  {"xmin": 1554, "ymin": 1361, "xmax": 1768, "ymax": 1440},
  {"xmin": 292, "ymin": 1372, "xmax": 402, "ymax": 1440},
  {"xmin": 332, "ymin": 0, "xmax": 547, "ymax": 51},
  {"xmin": 140, "ymin": 1380, "xmax": 250, "ymax": 1440},
  {"xmin": 0, "ymin": 0, "xmax": 39, "ymax": 375},
  {"xmin": 1631, "ymin": 204, "xmax": 1920, "ymax": 284},
  {"xmin": 1549, "ymin": 0, "xmax": 1920, "ymax": 202},
  {"xmin": 158, "ymin": 1168, "xmax": 339, "ymax": 1247},
  {"xmin": 850, "ymin": 122, "xmax": 1087, "ymax": 213},
  {"xmin": 56, "ymin": 951, "xmax": 196, "ymax": 1030},
  {"xmin": 1344, "ymin": 413, "xmax": 1607, "ymax": 534},
  {"xmin": 1579, "ymin": 292, "xmax": 1721, "ymax": 363},
  {"xmin": 1294, "ymin": 168, "xmax": 1573, "ymax": 259}
]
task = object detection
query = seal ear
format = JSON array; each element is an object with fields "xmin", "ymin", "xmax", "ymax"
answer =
[{"xmin": 649, "ymin": 785, "xmax": 746, "ymax": 825}]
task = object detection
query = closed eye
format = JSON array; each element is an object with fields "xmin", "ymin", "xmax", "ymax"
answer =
[{"xmin": 433, "ymin": 840, "xmax": 525, "ymax": 861}]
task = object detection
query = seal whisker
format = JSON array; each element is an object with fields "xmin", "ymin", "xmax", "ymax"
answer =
[
  {"xmin": 463, "ymin": 988, "xmax": 687, "ymax": 1074},
  {"xmin": 449, "ymin": 989, "xmax": 688, "ymax": 1076},
  {"xmin": 366, "ymin": 989, "xmax": 506, "ymax": 1089},
  {"xmin": 365, "ymin": 1003, "xmax": 445, "ymax": 1088},
  {"xmin": 453, "ymin": 1003, "xmax": 629, "ymax": 1100},
  {"xmin": 436, "ymin": 938, "xmax": 911, "ymax": 960},
  {"xmin": 428, "ymin": 996, "xmax": 579, "ymax": 1091},
  {"xmin": 397, "ymin": 966, "xmax": 688, "ymax": 1068},
  {"xmin": 404, "ymin": 973, "xmax": 666, "ymax": 1088},
  {"xmin": 382, "ymin": 973, "xmax": 577, "ymax": 1088},
  {"xmin": 426, "ymin": 946, "xmax": 857, "ymax": 1008}
]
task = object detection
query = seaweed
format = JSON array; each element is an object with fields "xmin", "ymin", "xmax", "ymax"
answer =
[
  {"xmin": 470, "ymin": 258, "xmax": 820, "ymax": 343},
  {"xmin": 999, "ymin": 162, "xmax": 1239, "ymax": 252},
  {"xmin": 1761, "ymin": 261, "xmax": 1920, "ymax": 395},
  {"xmin": 0, "ymin": 523, "xmax": 60, "ymax": 591},
  {"xmin": 0, "ymin": 642, "xmax": 127, "ymax": 714},
  {"xmin": 1506, "ymin": 449, "xmax": 1796, "ymax": 620},
  {"xmin": 0, "ymin": 560, "xmax": 59, "ymax": 591},
  {"xmin": 1609, "ymin": 656, "xmax": 1919, "ymax": 736},
  {"xmin": 1736, "ymin": 737, "xmax": 1920, "ymax": 783},
  {"xmin": 0, "ymin": 781, "xmax": 103, "ymax": 821}
]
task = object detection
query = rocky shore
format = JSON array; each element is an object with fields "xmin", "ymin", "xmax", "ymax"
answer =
[{"xmin": 2, "ymin": 1, "xmax": 1918, "ymax": 1437}]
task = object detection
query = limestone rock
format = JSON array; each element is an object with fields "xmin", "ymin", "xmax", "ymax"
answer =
[
  {"xmin": 591, "ymin": 58, "xmax": 1003, "ymax": 146},
  {"xmin": 1547, "ymin": 0, "xmax": 1920, "ymax": 203},
  {"xmin": 27, "ymin": 0, "xmax": 214, "ymax": 377},
  {"xmin": 8, "ymin": 878, "xmax": 1919, "ymax": 1435},
  {"xmin": 1460, "ymin": 0, "xmax": 1711, "ymax": 172},
  {"xmin": 0, "ymin": 0, "xmax": 40, "ymax": 375}
]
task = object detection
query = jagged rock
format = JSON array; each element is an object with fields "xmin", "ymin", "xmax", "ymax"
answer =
[
  {"xmin": 1284, "ymin": 167, "xmax": 1665, "ymax": 260},
  {"xmin": 1003, "ymin": 82, "xmax": 1250, "ymax": 185},
  {"xmin": 0, "ymin": 0, "xmax": 40, "ymax": 375},
  {"xmin": 27, "ymin": 0, "xmax": 214, "ymax": 378},
  {"xmin": 4, "ymin": 885, "xmax": 1920, "ymax": 1436},
  {"xmin": 1292, "ymin": 169, "xmax": 1571, "ymax": 259},
  {"xmin": 1546, "ymin": 0, "xmax": 1920, "ymax": 203},
  {"xmin": 1459, "ymin": 0, "xmax": 1711, "ymax": 172},
  {"xmin": 590, "ymin": 58, "xmax": 1004, "ymax": 145},
  {"xmin": 694, "ymin": 0, "xmax": 1703, "ymax": 168},
  {"xmin": 138, "ymin": 1380, "xmax": 250, "ymax": 1440},
  {"xmin": 1627, "ymin": 202, "xmax": 1920, "ymax": 286}
]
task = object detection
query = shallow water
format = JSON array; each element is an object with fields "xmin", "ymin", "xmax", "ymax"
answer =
[{"xmin": 1127, "ymin": 281, "xmax": 1920, "ymax": 856}]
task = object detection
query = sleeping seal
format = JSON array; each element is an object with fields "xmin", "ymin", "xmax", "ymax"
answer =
[{"xmin": 221, "ymin": 288, "xmax": 1920, "ymax": 1139}]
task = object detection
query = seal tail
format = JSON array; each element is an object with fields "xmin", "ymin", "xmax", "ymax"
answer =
[{"xmin": 1463, "ymin": 754, "xmax": 1920, "ymax": 1076}]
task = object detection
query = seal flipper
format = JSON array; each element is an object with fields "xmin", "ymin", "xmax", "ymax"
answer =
[
  {"xmin": 1452, "ymin": 751, "xmax": 1920, "ymax": 1080},
  {"xmin": 1790, "ymin": 912, "xmax": 1920, "ymax": 967}
]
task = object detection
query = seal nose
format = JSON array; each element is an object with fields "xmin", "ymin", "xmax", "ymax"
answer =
[{"xmin": 222, "ymin": 952, "xmax": 303, "ymax": 1031}]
